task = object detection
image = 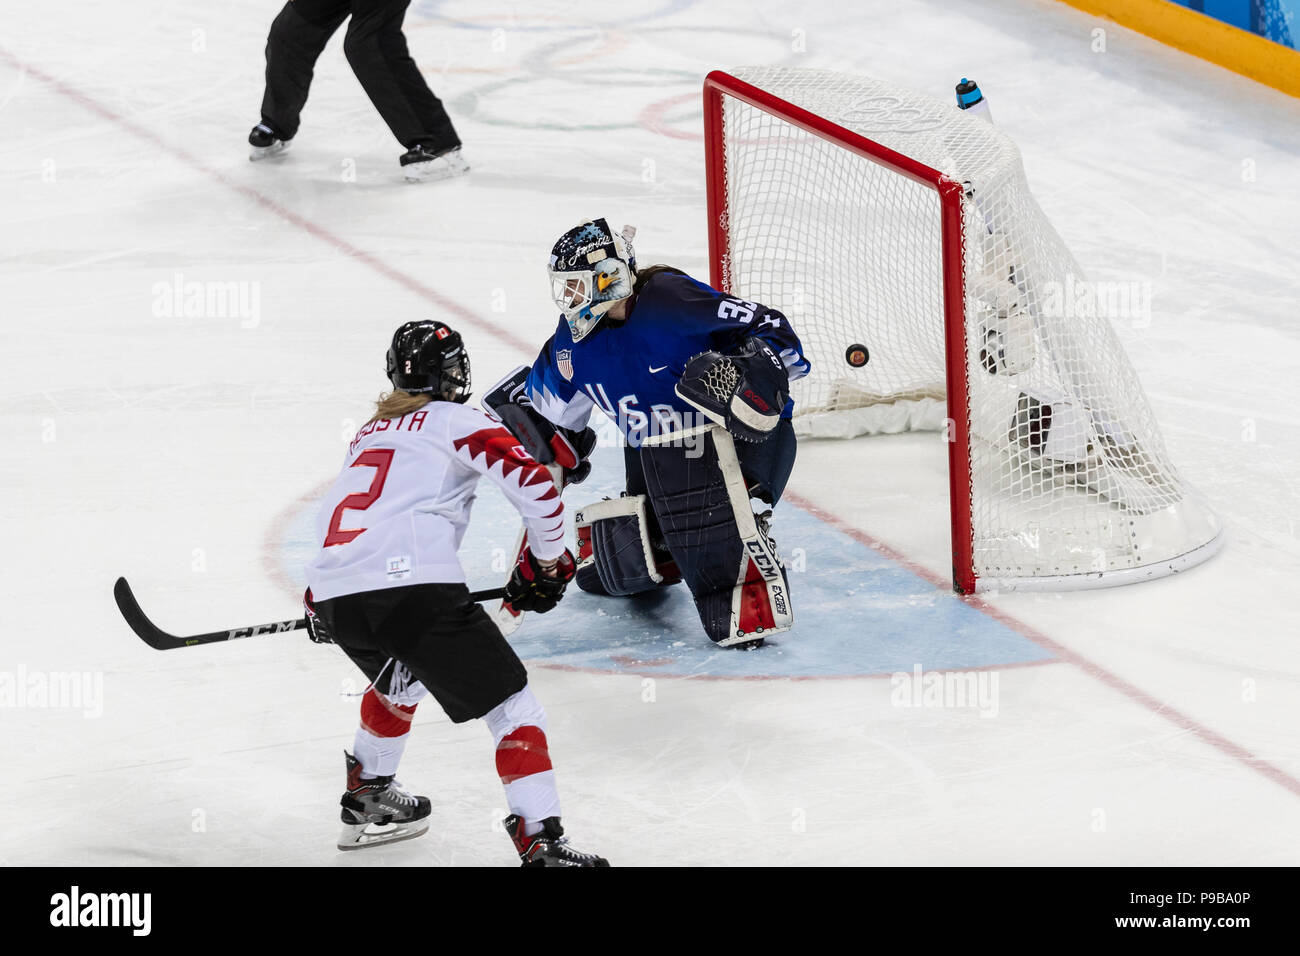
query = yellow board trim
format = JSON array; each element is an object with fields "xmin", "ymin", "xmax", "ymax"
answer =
[{"xmin": 1057, "ymin": 0, "xmax": 1300, "ymax": 98}]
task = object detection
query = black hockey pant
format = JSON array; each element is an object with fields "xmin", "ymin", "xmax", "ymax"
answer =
[
  {"xmin": 315, "ymin": 583, "xmax": 526, "ymax": 724},
  {"xmin": 259, "ymin": 0, "xmax": 460, "ymax": 150}
]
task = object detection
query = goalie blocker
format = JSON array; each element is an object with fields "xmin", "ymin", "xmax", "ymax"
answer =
[
  {"xmin": 577, "ymin": 426, "xmax": 793, "ymax": 648},
  {"xmin": 483, "ymin": 366, "xmax": 597, "ymax": 484}
]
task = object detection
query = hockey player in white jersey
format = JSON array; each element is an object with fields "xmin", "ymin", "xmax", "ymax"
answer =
[{"xmin": 303, "ymin": 320, "xmax": 608, "ymax": 866}]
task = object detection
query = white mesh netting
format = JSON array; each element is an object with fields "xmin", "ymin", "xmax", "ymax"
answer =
[{"xmin": 715, "ymin": 67, "xmax": 1220, "ymax": 590}]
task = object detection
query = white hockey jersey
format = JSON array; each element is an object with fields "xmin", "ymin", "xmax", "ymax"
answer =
[{"xmin": 306, "ymin": 401, "xmax": 566, "ymax": 601}]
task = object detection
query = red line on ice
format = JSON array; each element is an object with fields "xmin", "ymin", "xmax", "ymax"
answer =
[
  {"xmin": 0, "ymin": 48, "xmax": 538, "ymax": 357},
  {"xmin": 637, "ymin": 92, "xmax": 702, "ymax": 141},
  {"xmin": 536, "ymin": 657, "xmax": 1059, "ymax": 683},
  {"xmin": 784, "ymin": 490, "xmax": 1300, "ymax": 800}
]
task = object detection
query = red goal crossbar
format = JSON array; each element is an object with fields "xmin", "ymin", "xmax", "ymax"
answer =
[{"xmin": 702, "ymin": 70, "xmax": 977, "ymax": 593}]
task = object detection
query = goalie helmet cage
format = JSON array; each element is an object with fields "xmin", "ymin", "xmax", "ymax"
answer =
[{"xmin": 703, "ymin": 68, "xmax": 1222, "ymax": 594}]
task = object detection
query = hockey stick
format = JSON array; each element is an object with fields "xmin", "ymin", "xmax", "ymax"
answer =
[{"xmin": 113, "ymin": 577, "xmax": 506, "ymax": 651}]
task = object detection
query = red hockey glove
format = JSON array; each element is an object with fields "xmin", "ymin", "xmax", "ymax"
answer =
[
  {"xmin": 303, "ymin": 588, "xmax": 334, "ymax": 644},
  {"xmin": 505, "ymin": 548, "xmax": 577, "ymax": 614}
]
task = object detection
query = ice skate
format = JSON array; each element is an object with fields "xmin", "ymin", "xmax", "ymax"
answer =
[
  {"xmin": 337, "ymin": 751, "xmax": 431, "ymax": 850},
  {"xmin": 248, "ymin": 122, "xmax": 291, "ymax": 161},
  {"xmin": 504, "ymin": 814, "xmax": 609, "ymax": 867},
  {"xmin": 400, "ymin": 145, "xmax": 470, "ymax": 183}
]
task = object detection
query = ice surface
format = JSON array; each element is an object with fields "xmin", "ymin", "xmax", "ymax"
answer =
[{"xmin": 2, "ymin": 0, "xmax": 1298, "ymax": 865}]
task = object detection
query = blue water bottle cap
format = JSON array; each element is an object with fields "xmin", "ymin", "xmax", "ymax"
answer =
[{"xmin": 956, "ymin": 77, "xmax": 983, "ymax": 110}]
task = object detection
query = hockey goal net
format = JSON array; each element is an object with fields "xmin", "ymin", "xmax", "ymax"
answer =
[{"xmin": 704, "ymin": 67, "xmax": 1221, "ymax": 593}]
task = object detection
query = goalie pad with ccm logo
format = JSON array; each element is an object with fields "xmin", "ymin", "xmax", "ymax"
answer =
[{"xmin": 640, "ymin": 425, "xmax": 793, "ymax": 646}]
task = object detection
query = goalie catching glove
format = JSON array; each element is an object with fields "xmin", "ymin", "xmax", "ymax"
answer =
[
  {"xmin": 676, "ymin": 338, "xmax": 789, "ymax": 442},
  {"xmin": 504, "ymin": 547, "xmax": 577, "ymax": 613}
]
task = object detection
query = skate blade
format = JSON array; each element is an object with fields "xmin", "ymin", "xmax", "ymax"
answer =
[
  {"xmin": 249, "ymin": 140, "xmax": 291, "ymax": 162},
  {"xmin": 402, "ymin": 156, "xmax": 470, "ymax": 183},
  {"xmin": 337, "ymin": 819, "xmax": 429, "ymax": 851}
]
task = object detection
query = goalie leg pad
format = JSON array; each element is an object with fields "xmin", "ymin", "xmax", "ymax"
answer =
[
  {"xmin": 640, "ymin": 426, "xmax": 794, "ymax": 646},
  {"xmin": 573, "ymin": 496, "xmax": 665, "ymax": 596},
  {"xmin": 695, "ymin": 559, "xmax": 792, "ymax": 647}
]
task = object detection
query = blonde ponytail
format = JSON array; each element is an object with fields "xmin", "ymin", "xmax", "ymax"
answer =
[{"xmin": 368, "ymin": 390, "xmax": 433, "ymax": 425}]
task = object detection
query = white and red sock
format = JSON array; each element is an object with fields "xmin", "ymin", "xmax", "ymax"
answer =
[
  {"xmin": 486, "ymin": 684, "xmax": 560, "ymax": 832},
  {"xmin": 354, "ymin": 685, "xmax": 419, "ymax": 779}
]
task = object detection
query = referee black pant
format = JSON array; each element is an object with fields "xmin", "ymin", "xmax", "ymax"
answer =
[{"xmin": 259, "ymin": 0, "xmax": 460, "ymax": 151}]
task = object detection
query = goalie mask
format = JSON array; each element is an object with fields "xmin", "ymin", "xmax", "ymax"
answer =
[
  {"xmin": 547, "ymin": 218, "xmax": 637, "ymax": 342},
  {"xmin": 386, "ymin": 320, "xmax": 471, "ymax": 402}
]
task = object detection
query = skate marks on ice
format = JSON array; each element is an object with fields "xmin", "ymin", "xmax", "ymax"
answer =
[{"xmin": 272, "ymin": 443, "xmax": 1055, "ymax": 679}]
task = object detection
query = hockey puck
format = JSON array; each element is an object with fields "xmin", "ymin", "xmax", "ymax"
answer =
[{"xmin": 845, "ymin": 344, "xmax": 870, "ymax": 368}]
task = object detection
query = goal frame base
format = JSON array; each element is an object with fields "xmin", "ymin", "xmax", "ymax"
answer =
[{"xmin": 972, "ymin": 530, "xmax": 1225, "ymax": 593}]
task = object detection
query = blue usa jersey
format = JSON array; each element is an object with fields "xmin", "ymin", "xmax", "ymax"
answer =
[{"xmin": 524, "ymin": 271, "xmax": 810, "ymax": 447}]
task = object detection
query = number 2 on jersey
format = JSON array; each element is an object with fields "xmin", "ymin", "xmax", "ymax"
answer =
[{"xmin": 323, "ymin": 448, "xmax": 395, "ymax": 546}]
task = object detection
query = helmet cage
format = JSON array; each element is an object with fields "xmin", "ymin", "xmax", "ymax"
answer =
[{"xmin": 548, "ymin": 257, "xmax": 634, "ymax": 342}]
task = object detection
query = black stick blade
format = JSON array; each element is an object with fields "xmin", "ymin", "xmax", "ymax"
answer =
[
  {"xmin": 114, "ymin": 576, "xmax": 178, "ymax": 650},
  {"xmin": 112, "ymin": 578, "xmax": 507, "ymax": 651},
  {"xmin": 113, "ymin": 577, "xmax": 306, "ymax": 651}
]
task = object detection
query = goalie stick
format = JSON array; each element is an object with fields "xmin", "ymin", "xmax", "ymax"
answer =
[{"xmin": 113, "ymin": 577, "xmax": 505, "ymax": 651}]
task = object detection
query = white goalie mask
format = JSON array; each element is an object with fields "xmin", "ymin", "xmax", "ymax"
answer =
[{"xmin": 547, "ymin": 218, "xmax": 637, "ymax": 342}]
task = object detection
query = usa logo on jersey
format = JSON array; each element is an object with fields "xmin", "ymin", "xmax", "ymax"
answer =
[{"xmin": 557, "ymin": 349, "xmax": 574, "ymax": 381}]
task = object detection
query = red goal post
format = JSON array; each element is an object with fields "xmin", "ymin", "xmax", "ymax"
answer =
[
  {"xmin": 702, "ymin": 68, "xmax": 1221, "ymax": 595},
  {"xmin": 704, "ymin": 69, "xmax": 979, "ymax": 591}
]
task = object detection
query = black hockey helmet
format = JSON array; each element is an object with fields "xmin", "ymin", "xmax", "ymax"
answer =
[{"xmin": 386, "ymin": 320, "xmax": 471, "ymax": 402}]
